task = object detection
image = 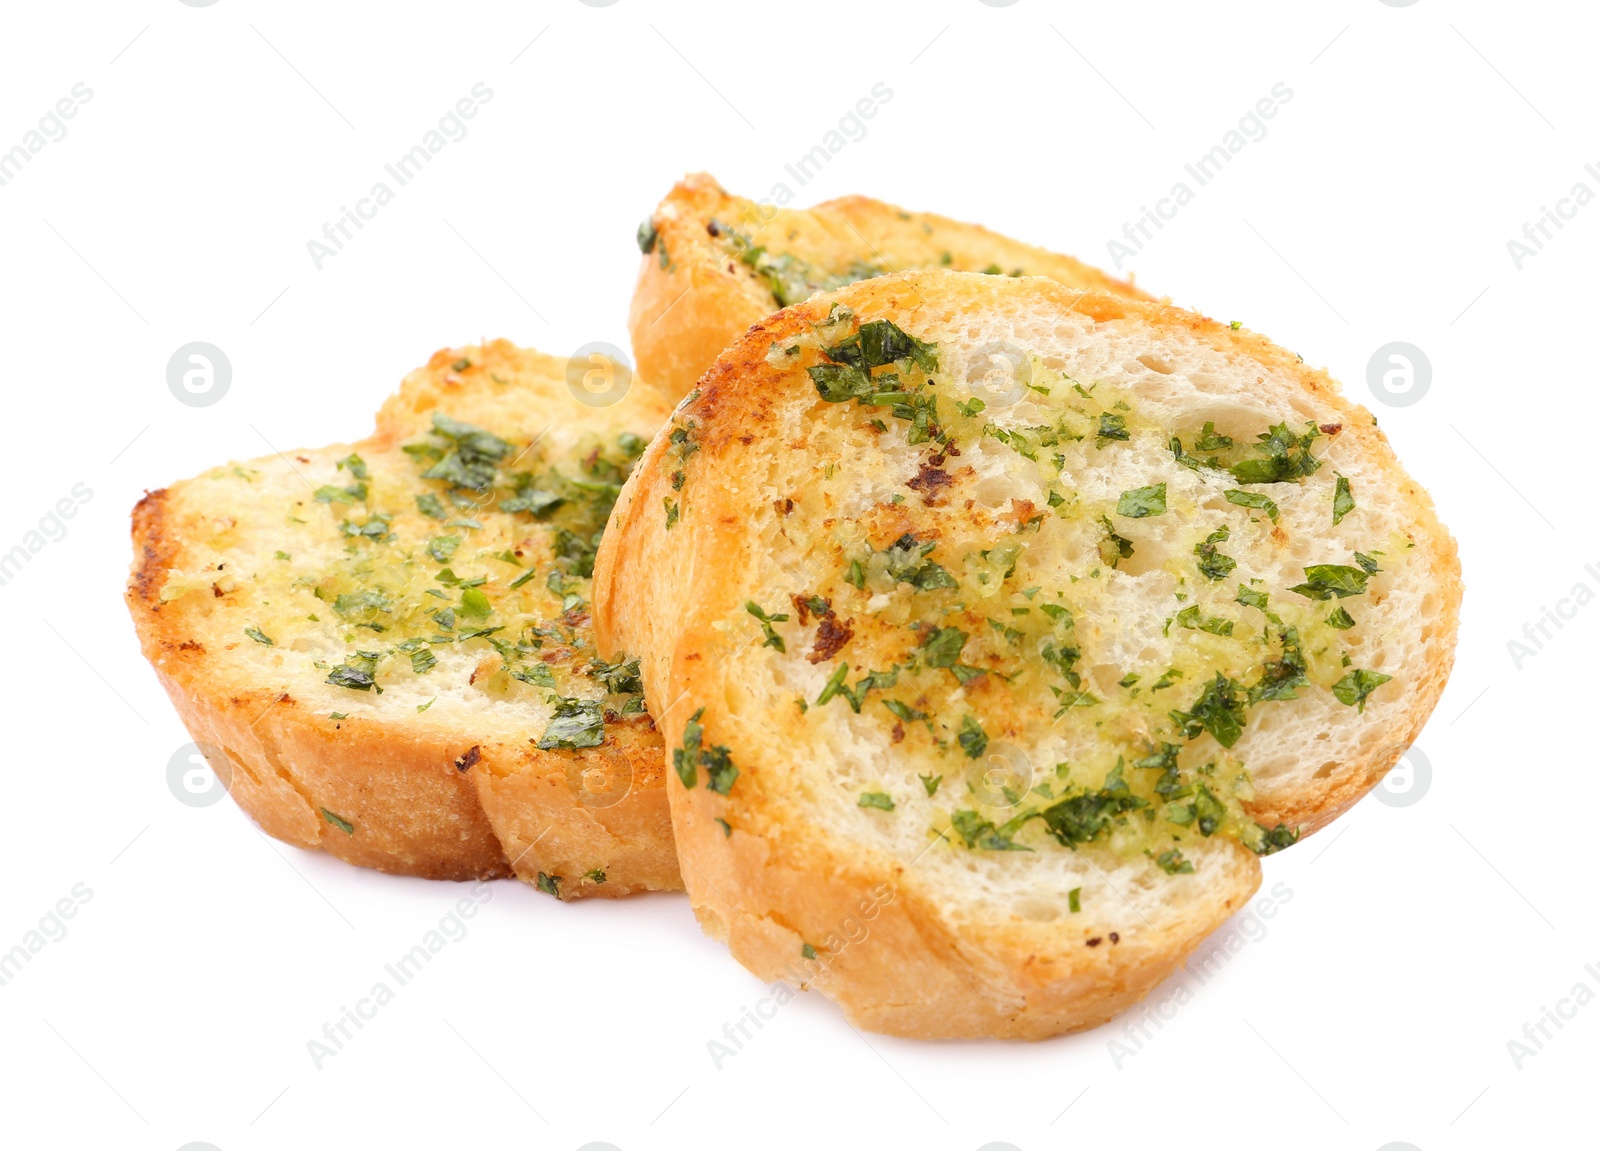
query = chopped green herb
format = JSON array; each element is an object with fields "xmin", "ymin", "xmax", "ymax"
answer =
[
  {"xmin": 415, "ymin": 493, "xmax": 447, "ymax": 519},
  {"xmin": 1326, "ymin": 606, "xmax": 1356, "ymax": 629},
  {"xmin": 1041, "ymin": 762, "xmax": 1144, "ymax": 846},
  {"xmin": 537, "ymin": 698, "xmax": 605, "ymax": 750},
  {"xmin": 1332, "ymin": 475, "xmax": 1356, "ymax": 525},
  {"xmin": 535, "ymin": 872, "xmax": 561, "ymax": 897},
  {"xmin": 949, "ymin": 809, "xmax": 1028, "ymax": 851},
  {"xmin": 1289, "ymin": 564, "xmax": 1370, "ymax": 600},
  {"xmin": 882, "ymin": 533, "xmax": 959, "ymax": 591},
  {"xmin": 746, "ymin": 601, "xmax": 790, "ymax": 652},
  {"xmin": 1193, "ymin": 422, "xmax": 1234, "ymax": 452},
  {"xmin": 1194, "ymin": 525, "xmax": 1237, "ymax": 581},
  {"xmin": 1332, "ymin": 668, "xmax": 1393, "ymax": 712},
  {"xmin": 671, "ymin": 707, "xmax": 738, "ymax": 793},
  {"xmin": 1117, "ymin": 483, "xmax": 1167, "ymax": 518},
  {"xmin": 1229, "ymin": 422, "xmax": 1322, "ymax": 484},
  {"xmin": 1225, "ymin": 489, "xmax": 1280, "ymax": 522},
  {"xmin": 1171, "ymin": 605, "xmax": 1234, "ymax": 636},
  {"xmin": 1096, "ymin": 413, "xmax": 1130, "ymax": 443},
  {"xmin": 1154, "ymin": 848, "xmax": 1193, "ymax": 875},
  {"xmin": 426, "ymin": 535, "xmax": 461, "ymax": 563},
  {"xmin": 1068, "ymin": 887, "xmax": 1082, "ymax": 913},
  {"xmin": 919, "ymin": 626, "xmax": 969, "ymax": 670},
  {"xmin": 460, "ymin": 586, "xmax": 493, "ymax": 619},
  {"xmin": 859, "ymin": 792, "xmax": 895, "ymax": 811},
  {"xmin": 1170, "ymin": 673, "xmax": 1247, "ymax": 748},
  {"xmin": 418, "ymin": 413, "xmax": 514, "ymax": 492},
  {"xmin": 1235, "ymin": 585, "xmax": 1270, "ymax": 610},
  {"xmin": 320, "ymin": 808, "xmax": 355, "ymax": 835},
  {"xmin": 244, "ymin": 627, "xmax": 274, "ymax": 646},
  {"xmin": 1098, "ymin": 516, "xmax": 1134, "ymax": 568},
  {"xmin": 919, "ymin": 773, "xmax": 942, "ymax": 796},
  {"xmin": 314, "ymin": 483, "xmax": 366, "ymax": 504},
  {"xmin": 957, "ymin": 715, "xmax": 988, "ymax": 759},
  {"xmin": 886, "ymin": 700, "xmax": 928, "ymax": 724}
]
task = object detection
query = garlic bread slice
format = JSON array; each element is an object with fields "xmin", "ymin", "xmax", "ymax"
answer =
[
  {"xmin": 595, "ymin": 272, "xmax": 1460, "ymax": 1034},
  {"xmin": 129, "ymin": 342, "xmax": 680, "ymax": 897}
]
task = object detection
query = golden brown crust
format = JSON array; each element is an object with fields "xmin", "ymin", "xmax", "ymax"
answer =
[
  {"xmin": 628, "ymin": 172, "xmax": 1152, "ymax": 403},
  {"xmin": 595, "ymin": 271, "xmax": 1460, "ymax": 1036},
  {"xmin": 127, "ymin": 343, "xmax": 684, "ymax": 897}
]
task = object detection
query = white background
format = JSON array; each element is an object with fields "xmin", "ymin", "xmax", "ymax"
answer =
[{"xmin": 0, "ymin": 1, "xmax": 1593, "ymax": 1148}]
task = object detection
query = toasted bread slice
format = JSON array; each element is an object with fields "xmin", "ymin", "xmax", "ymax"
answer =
[
  {"xmin": 594, "ymin": 272, "xmax": 1460, "ymax": 1035},
  {"xmin": 129, "ymin": 342, "xmax": 682, "ymax": 898},
  {"xmin": 629, "ymin": 172, "xmax": 1150, "ymax": 402}
]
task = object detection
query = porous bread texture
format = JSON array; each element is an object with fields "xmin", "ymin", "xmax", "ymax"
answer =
[
  {"xmin": 128, "ymin": 341, "xmax": 682, "ymax": 897},
  {"xmin": 593, "ymin": 271, "xmax": 1460, "ymax": 1036},
  {"xmin": 629, "ymin": 172, "xmax": 1151, "ymax": 403}
]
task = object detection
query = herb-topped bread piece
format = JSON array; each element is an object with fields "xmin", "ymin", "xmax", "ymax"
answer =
[
  {"xmin": 629, "ymin": 172, "xmax": 1149, "ymax": 402},
  {"xmin": 594, "ymin": 272, "xmax": 1460, "ymax": 1036},
  {"xmin": 129, "ymin": 342, "xmax": 681, "ymax": 897}
]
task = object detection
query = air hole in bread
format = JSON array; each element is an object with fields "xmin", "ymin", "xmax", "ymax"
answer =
[
  {"xmin": 1314, "ymin": 760, "xmax": 1340, "ymax": 779},
  {"xmin": 1015, "ymin": 897, "xmax": 1063, "ymax": 923},
  {"xmin": 1136, "ymin": 353, "xmax": 1174, "ymax": 375}
]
